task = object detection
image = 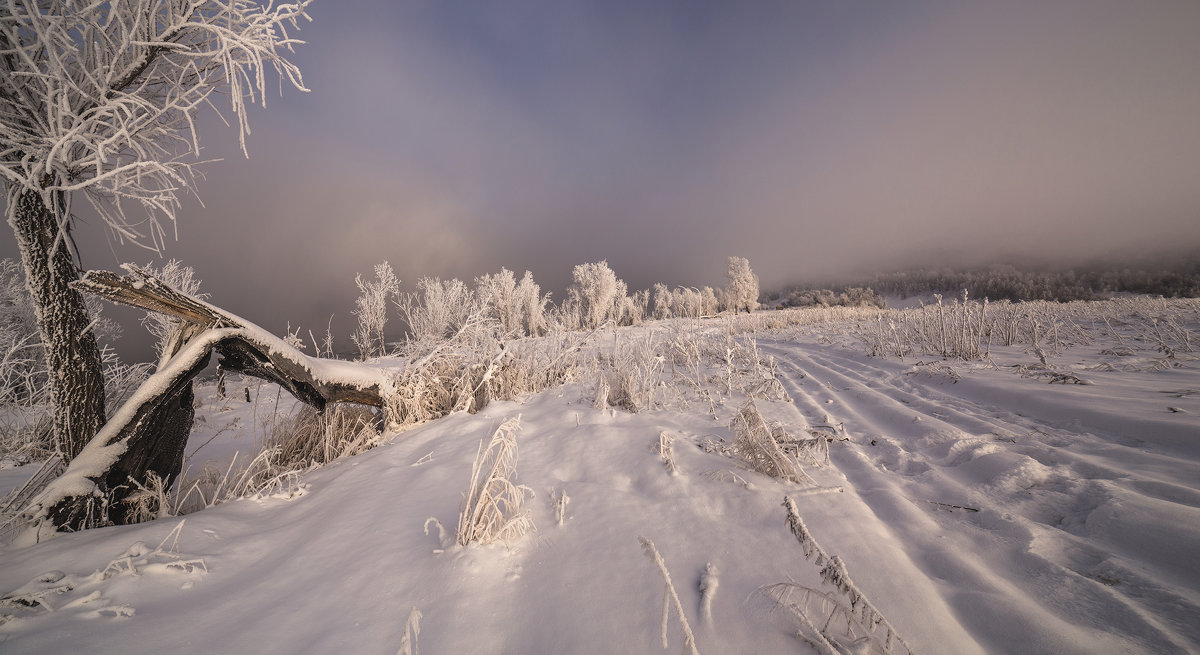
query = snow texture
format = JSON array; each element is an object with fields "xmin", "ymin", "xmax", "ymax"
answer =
[{"xmin": 2, "ymin": 303, "xmax": 1199, "ymax": 653}]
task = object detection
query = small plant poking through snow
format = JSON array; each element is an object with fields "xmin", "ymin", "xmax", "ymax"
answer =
[
  {"xmin": 553, "ymin": 488, "xmax": 570, "ymax": 527},
  {"xmin": 767, "ymin": 496, "xmax": 916, "ymax": 655},
  {"xmin": 699, "ymin": 562, "xmax": 719, "ymax": 625},
  {"xmin": 397, "ymin": 606, "xmax": 422, "ymax": 655},
  {"xmin": 638, "ymin": 536, "xmax": 701, "ymax": 655},
  {"xmin": 659, "ymin": 431, "xmax": 678, "ymax": 475},
  {"xmin": 456, "ymin": 416, "xmax": 535, "ymax": 547}
]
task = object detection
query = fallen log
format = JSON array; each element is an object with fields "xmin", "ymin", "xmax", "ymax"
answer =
[
  {"xmin": 75, "ymin": 265, "xmax": 394, "ymax": 409},
  {"xmin": 10, "ymin": 266, "xmax": 395, "ymax": 543}
]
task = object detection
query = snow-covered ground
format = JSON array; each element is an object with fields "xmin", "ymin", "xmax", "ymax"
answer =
[{"xmin": 2, "ymin": 305, "xmax": 1198, "ymax": 654}]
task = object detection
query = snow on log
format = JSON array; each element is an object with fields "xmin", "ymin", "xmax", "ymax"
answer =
[
  {"xmin": 74, "ymin": 264, "xmax": 397, "ymax": 409},
  {"xmin": 10, "ymin": 267, "xmax": 400, "ymax": 542}
]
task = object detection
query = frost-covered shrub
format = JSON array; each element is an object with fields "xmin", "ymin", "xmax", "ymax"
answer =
[
  {"xmin": 397, "ymin": 276, "xmax": 476, "ymax": 344},
  {"xmin": 475, "ymin": 268, "xmax": 521, "ymax": 337},
  {"xmin": 730, "ymin": 400, "xmax": 811, "ymax": 484},
  {"xmin": 782, "ymin": 287, "xmax": 885, "ymax": 310},
  {"xmin": 601, "ymin": 332, "xmax": 664, "ymax": 413},
  {"xmin": 457, "ymin": 416, "xmax": 534, "ymax": 547},
  {"xmin": 671, "ymin": 287, "xmax": 704, "ymax": 319},
  {"xmin": 352, "ymin": 261, "xmax": 400, "ymax": 359},
  {"xmin": 515, "ymin": 270, "xmax": 550, "ymax": 337},
  {"xmin": 622, "ymin": 289, "xmax": 649, "ymax": 326},
  {"xmin": 701, "ymin": 286, "xmax": 720, "ymax": 316},
  {"xmin": 652, "ymin": 282, "xmax": 671, "ymax": 320},
  {"xmin": 171, "ymin": 447, "xmax": 307, "ymax": 516},
  {"xmin": 475, "ymin": 268, "xmax": 551, "ymax": 338}
]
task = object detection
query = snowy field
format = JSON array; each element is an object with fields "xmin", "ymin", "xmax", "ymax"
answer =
[{"xmin": 1, "ymin": 299, "xmax": 1198, "ymax": 654}]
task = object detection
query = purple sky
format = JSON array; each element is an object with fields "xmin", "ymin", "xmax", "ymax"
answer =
[{"xmin": 8, "ymin": 0, "xmax": 1200, "ymax": 361}]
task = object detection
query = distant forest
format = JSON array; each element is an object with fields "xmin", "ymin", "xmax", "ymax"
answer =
[{"xmin": 772, "ymin": 258, "xmax": 1200, "ymax": 308}]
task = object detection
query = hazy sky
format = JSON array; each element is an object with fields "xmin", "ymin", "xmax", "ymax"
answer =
[{"xmin": 8, "ymin": 0, "xmax": 1200, "ymax": 360}]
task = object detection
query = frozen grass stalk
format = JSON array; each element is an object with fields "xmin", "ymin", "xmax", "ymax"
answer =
[
  {"xmin": 774, "ymin": 496, "xmax": 916, "ymax": 655},
  {"xmin": 456, "ymin": 416, "xmax": 534, "ymax": 547},
  {"xmin": 638, "ymin": 536, "xmax": 701, "ymax": 655}
]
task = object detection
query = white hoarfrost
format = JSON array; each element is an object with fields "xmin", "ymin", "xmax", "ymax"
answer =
[{"xmin": 0, "ymin": 0, "xmax": 313, "ymax": 249}]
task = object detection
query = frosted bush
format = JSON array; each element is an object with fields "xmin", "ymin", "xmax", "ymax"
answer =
[
  {"xmin": 476, "ymin": 269, "xmax": 552, "ymax": 338},
  {"xmin": 475, "ymin": 268, "xmax": 522, "ymax": 337},
  {"xmin": 515, "ymin": 270, "xmax": 551, "ymax": 336},
  {"xmin": 652, "ymin": 283, "xmax": 672, "ymax": 320},
  {"xmin": 599, "ymin": 332, "xmax": 664, "ymax": 413},
  {"xmin": 267, "ymin": 405, "xmax": 382, "ymax": 468},
  {"xmin": 398, "ymin": 276, "xmax": 476, "ymax": 344},
  {"xmin": 352, "ymin": 262, "xmax": 400, "ymax": 359}
]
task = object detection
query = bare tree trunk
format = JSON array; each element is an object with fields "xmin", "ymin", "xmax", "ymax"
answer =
[{"xmin": 6, "ymin": 186, "xmax": 106, "ymax": 461}]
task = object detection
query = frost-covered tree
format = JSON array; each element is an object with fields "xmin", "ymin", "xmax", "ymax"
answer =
[
  {"xmin": 0, "ymin": 0, "xmax": 312, "ymax": 459},
  {"xmin": 726, "ymin": 257, "xmax": 760, "ymax": 314},
  {"xmin": 652, "ymin": 282, "xmax": 671, "ymax": 320},
  {"xmin": 627, "ymin": 288, "xmax": 650, "ymax": 325},
  {"xmin": 671, "ymin": 287, "xmax": 704, "ymax": 319},
  {"xmin": 567, "ymin": 260, "xmax": 625, "ymax": 329},
  {"xmin": 700, "ymin": 286, "xmax": 720, "ymax": 316}
]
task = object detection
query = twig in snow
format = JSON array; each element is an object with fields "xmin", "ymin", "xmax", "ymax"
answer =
[{"xmin": 638, "ymin": 536, "xmax": 701, "ymax": 655}]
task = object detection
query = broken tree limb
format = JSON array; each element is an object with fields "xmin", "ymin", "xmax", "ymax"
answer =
[
  {"xmin": 73, "ymin": 266, "xmax": 233, "ymax": 328},
  {"xmin": 9, "ymin": 267, "xmax": 403, "ymax": 541},
  {"xmin": 75, "ymin": 265, "xmax": 394, "ymax": 409}
]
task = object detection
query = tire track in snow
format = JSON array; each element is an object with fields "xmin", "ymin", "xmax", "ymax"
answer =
[
  {"xmin": 761, "ymin": 340, "xmax": 1198, "ymax": 654},
  {"xmin": 802, "ymin": 347, "xmax": 1192, "ymax": 492}
]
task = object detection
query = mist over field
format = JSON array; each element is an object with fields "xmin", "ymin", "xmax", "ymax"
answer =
[{"xmin": 3, "ymin": 0, "xmax": 1196, "ymax": 363}]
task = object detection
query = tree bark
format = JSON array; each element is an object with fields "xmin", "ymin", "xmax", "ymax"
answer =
[{"xmin": 6, "ymin": 186, "xmax": 107, "ymax": 461}]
